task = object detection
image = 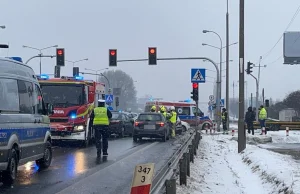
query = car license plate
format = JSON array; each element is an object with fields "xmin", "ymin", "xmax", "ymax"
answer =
[{"xmin": 144, "ymin": 125, "xmax": 155, "ymax": 130}]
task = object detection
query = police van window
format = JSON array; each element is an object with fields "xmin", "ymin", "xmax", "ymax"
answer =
[
  {"xmin": 18, "ymin": 80, "xmax": 34, "ymax": 114},
  {"xmin": 33, "ymin": 84, "xmax": 45, "ymax": 114},
  {"xmin": 0, "ymin": 78, "xmax": 19, "ymax": 111},
  {"xmin": 175, "ymin": 107, "xmax": 190, "ymax": 115}
]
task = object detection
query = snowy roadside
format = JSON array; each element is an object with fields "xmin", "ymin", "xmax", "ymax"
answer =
[{"xmin": 176, "ymin": 134, "xmax": 300, "ymax": 194}]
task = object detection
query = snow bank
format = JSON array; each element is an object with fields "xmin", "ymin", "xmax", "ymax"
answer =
[
  {"xmin": 231, "ymin": 135, "xmax": 272, "ymax": 144},
  {"xmin": 241, "ymin": 144, "xmax": 300, "ymax": 193},
  {"xmin": 177, "ymin": 134, "xmax": 273, "ymax": 194},
  {"xmin": 176, "ymin": 134, "xmax": 300, "ymax": 194}
]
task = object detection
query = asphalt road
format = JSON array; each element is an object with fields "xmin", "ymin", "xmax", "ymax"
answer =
[
  {"xmin": 259, "ymin": 143, "xmax": 300, "ymax": 160},
  {"xmin": 0, "ymin": 134, "xmax": 188, "ymax": 194}
]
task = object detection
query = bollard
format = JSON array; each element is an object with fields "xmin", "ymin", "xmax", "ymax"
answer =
[
  {"xmin": 165, "ymin": 179, "xmax": 176, "ymax": 194},
  {"xmin": 179, "ymin": 158, "xmax": 187, "ymax": 185},
  {"xmin": 188, "ymin": 145, "xmax": 194, "ymax": 163},
  {"xmin": 262, "ymin": 127, "xmax": 265, "ymax": 135},
  {"xmin": 213, "ymin": 123, "xmax": 216, "ymax": 133},
  {"xmin": 205, "ymin": 125, "xmax": 208, "ymax": 134},
  {"xmin": 184, "ymin": 152, "xmax": 190, "ymax": 177},
  {"xmin": 286, "ymin": 127, "xmax": 289, "ymax": 136},
  {"xmin": 232, "ymin": 129, "xmax": 235, "ymax": 136}
]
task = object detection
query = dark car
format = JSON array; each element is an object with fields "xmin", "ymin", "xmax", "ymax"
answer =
[
  {"xmin": 133, "ymin": 113, "xmax": 170, "ymax": 142},
  {"xmin": 109, "ymin": 111, "xmax": 134, "ymax": 137}
]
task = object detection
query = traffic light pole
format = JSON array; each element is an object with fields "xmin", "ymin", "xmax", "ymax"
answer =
[{"xmin": 117, "ymin": 56, "xmax": 222, "ymax": 131}]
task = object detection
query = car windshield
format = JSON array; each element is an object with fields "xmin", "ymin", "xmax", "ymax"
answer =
[
  {"xmin": 138, "ymin": 114, "xmax": 162, "ymax": 121},
  {"xmin": 111, "ymin": 113, "xmax": 122, "ymax": 120},
  {"xmin": 40, "ymin": 84, "xmax": 84, "ymax": 108}
]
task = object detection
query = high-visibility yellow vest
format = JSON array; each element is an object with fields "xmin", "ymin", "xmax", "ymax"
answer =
[
  {"xmin": 93, "ymin": 107, "xmax": 109, "ymax": 125},
  {"xmin": 259, "ymin": 108, "xmax": 267, "ymax": 120},
  {"xmin": 162, "ymin": 112, "xmax": 167, "ymax": 118},
  {"xmin": 170, "ymin": 111, "xmax": 177, "ymax": 123}
]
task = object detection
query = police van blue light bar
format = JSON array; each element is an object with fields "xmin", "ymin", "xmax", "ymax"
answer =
[
  {"xmin": 6, "ymin": 57, "xmax": 23, "ymax": 63},
  {"xmin": 39, "ymin": 74, "xmax": 49, "ymax": 80}
]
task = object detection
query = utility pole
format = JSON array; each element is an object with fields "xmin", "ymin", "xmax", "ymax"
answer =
[
  {"xmin": 225, "ymin": 0, "xmax": 230, "ymax": 131},
  {"xmin": 238, "ymin": 0, "xmax": 246, "ymax": 153}
]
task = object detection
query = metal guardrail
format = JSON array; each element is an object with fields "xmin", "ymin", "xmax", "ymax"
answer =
[{"xmin": 150, "ymin": 129, "xmax": 201, "ymax": 194}]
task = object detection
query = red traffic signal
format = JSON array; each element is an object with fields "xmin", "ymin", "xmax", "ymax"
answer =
[
  {"xmin": 192, "ymin": 83, "xmax": 198, "ymax": 89},
  {"xmin": 110, "ymin": 50, "xmax": 116, "ymax": 56},
  {"xmin": 149, "ymin": 48, "xmax": 156, "ymax": 54},
  {"xmin": 57, "ymin": 49, "xmax": 63, "ymax": 55}
]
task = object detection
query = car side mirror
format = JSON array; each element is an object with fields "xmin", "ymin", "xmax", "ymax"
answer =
[{"xmin": 46, "ymin": 103, "xmax": 54, "ymax": 115}]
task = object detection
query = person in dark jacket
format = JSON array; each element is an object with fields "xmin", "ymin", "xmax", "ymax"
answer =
[
  {"xmin": 245, "ymin": 106, "xmax": 256, "ymax": 135},
  {"xmin": 90, "ymin": 99, "xmax": 112, "ymax": 157}
]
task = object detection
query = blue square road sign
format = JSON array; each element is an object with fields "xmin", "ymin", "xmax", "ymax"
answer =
[
  {"xmin": 191, "ymin": 68, "xmax": 206, "ymax": 83},
  {"xmin": 105, "ymin": 94, "xmax": 114, "ymax": 103}
]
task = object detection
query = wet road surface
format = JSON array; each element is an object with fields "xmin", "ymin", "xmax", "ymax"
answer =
[
  {"xmin": 0, "ymin": 134, "xmax": 186, "ymax": 194},
  {"xmin": 259, "ymin": 143, "xmax": 300, "ymax": 160}
]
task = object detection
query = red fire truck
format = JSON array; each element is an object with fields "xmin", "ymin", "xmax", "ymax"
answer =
[{"xmin": 38, "ymin": 75, "xmax": 105, "ymax": 147}]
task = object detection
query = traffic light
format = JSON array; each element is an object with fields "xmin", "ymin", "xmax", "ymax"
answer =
[
  {"xmin": 56, "ymin": 48, "xmax": 65, "ymax": 66},
  {"xmin": 109, "ymin": 49, "xmax": 117, "ymax": 67},
  {"xmin": 265, "ymin": 99, "xmax": 269, "ymax": 107},
  {"xmin": 246, "ymin": 61, "xmax": 253, "ymax": 74},
  {"xmin": 54, "ymin": 66, "xmax": 60, "ymax": 78},
  {"xmin": 191, "ymin": 83, "xmax": 199, "ymax": 101},
  {"xmin": 73, "ymin": 67, "xmax": 79, "ymax": 77},
  {"xmin": 115, "ymin": 96, "xmax": 119, "ymax": 107},
  {"xmin": 148, "ymin": 47, "xmax": 157, "ymax": 65}
]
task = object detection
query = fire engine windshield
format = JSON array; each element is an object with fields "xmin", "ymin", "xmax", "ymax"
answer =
[{"xmin": 40, "ymin": 84, "xmax": 85, "ymax": 108}]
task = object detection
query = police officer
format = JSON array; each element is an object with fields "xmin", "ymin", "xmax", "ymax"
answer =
[
  {"xmin": 160, "ymin": 106, "xmax": 167, "ymax": 118},
  {"xmin": 150, "ymin": 105, "xmax": 156, "ymax": 112},
  {"xmin": 222, "ymin": 108, "xmax": 228, "ymax": 134},
  {"xmin": 90, "ymin": 99, "xmax": 112, "ymax": 157},
  {"xmin": 169, "ymin": 106, "xmax": 177, "ymax": 138}
]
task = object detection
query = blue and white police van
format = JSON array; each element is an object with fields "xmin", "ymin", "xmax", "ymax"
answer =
[{"xmin": 0, "ymin": 57, "xmax": 54, "ymax": 185}]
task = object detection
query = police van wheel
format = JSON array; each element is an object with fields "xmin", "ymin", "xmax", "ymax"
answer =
[
  {"xmin": 36, "ymin": 141, "xmax": 52, "ymax": 169},
  {"xmin": 2, "ymin": 148, "xmax": 18, "ymax": 185},
  {"xmin": 119, "ymin": 127, "xmax": 125, "ymax": 138}
]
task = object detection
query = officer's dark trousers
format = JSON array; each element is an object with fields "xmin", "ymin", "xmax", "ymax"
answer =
[
  {"xmin": 247, "ymin": 122, "xmax": 254, "ymax": 135},
  {"xmin": 94, "ymin": 125, "xmax": 109, "ymax": 152},
  {"xmin": 222, "ymin": 121, "xmax": 227, "ymax": 131}
]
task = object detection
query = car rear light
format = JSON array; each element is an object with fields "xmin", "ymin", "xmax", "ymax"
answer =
[
  {"xmin": 134, "ymin": 121, "xmax": 140, "ymax": 127},
  {"xmin": 156, "ymin": 122, "xmax": 164, "ymax": 127}
]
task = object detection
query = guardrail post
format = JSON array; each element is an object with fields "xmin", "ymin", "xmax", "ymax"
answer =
[
  {"xmin": 165, "ymin": 179, "xmax": 176, "ymax": 194},
  {"xmin": 179, "ymin": 158, "xmax": 187, "ymax": 185},
  {"xmin": 184, "ymin": 152, "xmax": 190, "ymax": 177},
  {"xmin": 188, "ymin": 145, "xmax": 194, "ymax": 163},
  {"xmin": 192, "ymin": 139, "xmax": 197, "ymax": 155}
]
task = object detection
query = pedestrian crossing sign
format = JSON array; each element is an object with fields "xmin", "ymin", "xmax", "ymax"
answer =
[
  {"xmin": 191, "ymin": 68, "xmax": 206, "ymax": 83},
  {"xmin": 105, "ymin": 94, "xmax": 114, "ymax": 103}
]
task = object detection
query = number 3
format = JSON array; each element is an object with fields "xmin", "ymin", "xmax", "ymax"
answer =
[
  {"xmin": 141, "ymin": 176, "xmax": 145, "ymax": 183},
  {"xmin": 138, "ymin": 166, "xmax": 142, "ymax": 172}
]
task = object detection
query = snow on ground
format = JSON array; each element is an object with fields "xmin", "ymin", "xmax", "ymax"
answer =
[
  {"xmin": 267, "ymin": 130, "xmax": 300, "ymax": 143},
  {"xmin": 177, "ymin": 134, "xmax": 300, "ymax": 194}
]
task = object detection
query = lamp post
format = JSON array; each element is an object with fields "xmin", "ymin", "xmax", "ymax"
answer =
[
  {"xmin": 84, "ymin": 68, "xmax": 109, "ymax": 84},
  {"xmin": 66, "ymin": 58, "xmax": 88, "ymax": 67},
  {"xmin": 23, "ymin": 45, "xmax": 58, "ymax": 75}
]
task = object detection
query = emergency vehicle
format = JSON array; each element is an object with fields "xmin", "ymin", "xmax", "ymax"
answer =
[
  {"xmin": 37, "ymin": 74, "xmax": 105, "ymax": 147},
  {"xmin": 145, "ymin": 100, "xmax": 212, "ymax": 130}
]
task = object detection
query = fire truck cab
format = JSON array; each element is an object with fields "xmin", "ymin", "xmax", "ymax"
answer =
[{"xmin": 38, "ymin": 75, "xmax": 105, "ymax": 147}]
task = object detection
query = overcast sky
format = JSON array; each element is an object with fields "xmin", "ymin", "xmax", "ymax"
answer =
[{"xmin": 0, "ymin": 0, "xmax": 299, "ymax": 108}]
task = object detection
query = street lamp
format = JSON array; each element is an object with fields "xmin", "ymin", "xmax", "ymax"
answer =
[
  {"xmin": 66, "ymin": 58, "xmax": 88, "ymax": 67},
  {"xmin": 202, "ymin": 30, "xmax": 223, "ymax": 101},
  {"xmin": 23, "ymin": 44, "xmax": 58, "ymax": 75},
  {"xmin": 0, "ymin": 26, "xmax": 5, "ymax": 29},
  {"xmin": 84, "ymin": 68, "xmax": 108, "ymax": 82}
]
